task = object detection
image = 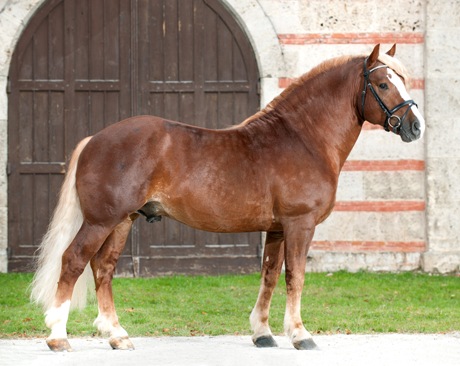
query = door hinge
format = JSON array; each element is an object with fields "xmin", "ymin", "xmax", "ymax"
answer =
[
  {"xmin": 6, "ymin": 247, "xmax": 12, "ymax": 260},
  {"xmin": 6, "ymin": 162, "xmax": 11, "ymax": 176},
  {"xmin": 6, "ymin": 78, "xmax": 11, "ymax": 94}
]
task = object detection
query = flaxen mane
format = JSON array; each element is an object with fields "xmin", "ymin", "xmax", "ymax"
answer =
[
  {"xmin": 238, "ymin": 55, "xmax": 356, "ymax": 126},
  {"xmin": 238, "ymin": 53, "xmax": 411, "ymax": 128}
]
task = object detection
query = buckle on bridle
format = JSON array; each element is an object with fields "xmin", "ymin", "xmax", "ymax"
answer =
[{"xmin": 386, "ymin": 115, "xmax": 402, "ymax": 133}]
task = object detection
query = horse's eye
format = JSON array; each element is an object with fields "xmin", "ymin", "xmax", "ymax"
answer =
[{"xmin": 379, "ymin": 83, "xmax": 388, "ymax": 90}]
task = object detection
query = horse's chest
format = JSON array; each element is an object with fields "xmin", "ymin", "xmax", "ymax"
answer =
[{"xmin": 273, "ymin": 171, "xmax": 337, "ymax": 222}]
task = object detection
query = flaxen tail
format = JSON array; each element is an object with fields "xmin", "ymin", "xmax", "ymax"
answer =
[{"xmin": 30, "ymin": 136, "xmax": 94, "ymax": 311}]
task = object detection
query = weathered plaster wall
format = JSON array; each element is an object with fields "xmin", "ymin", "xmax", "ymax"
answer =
[{"xmin": 422, "ymin": 0, "xmax": 460, "ymax": 273}]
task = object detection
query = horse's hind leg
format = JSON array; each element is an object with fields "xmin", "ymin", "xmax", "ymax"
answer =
[
  {"xmin": 90, "ymin": 216, "xmax": 137, "ymax": 350},
  {"xmin": 250, "ymin": 231, "xmax": 285, "ymax": 347},
  {"xmin": 45, "ymin": 221, "xmax": 113, "ymax": 352}
]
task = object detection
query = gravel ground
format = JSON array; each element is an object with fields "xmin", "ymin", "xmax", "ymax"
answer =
[{"xmin": 1, "ymin": 333, "xmax": 459, "ymax": 366}]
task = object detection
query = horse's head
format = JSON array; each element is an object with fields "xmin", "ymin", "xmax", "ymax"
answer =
[{"xmin": 360, "ymin": 44, "xmax": 425, "ymax": 142}]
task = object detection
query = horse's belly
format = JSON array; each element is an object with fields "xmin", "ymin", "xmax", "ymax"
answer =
[{"xmin": 153, "ymin": 193, "xmax": 274, "ymax": 233}]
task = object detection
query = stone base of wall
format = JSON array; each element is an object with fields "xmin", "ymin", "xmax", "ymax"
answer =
[
  {"xmin": 307, "ymin": 251, "xmax": 460, "ymax": 274},
  {"xmin": 306, "ymin": 251, "xmax": 422, "ymax": 273},
  {"xmin": 422, "ymin": 252, "xmax": 460, "ymax": 274}
]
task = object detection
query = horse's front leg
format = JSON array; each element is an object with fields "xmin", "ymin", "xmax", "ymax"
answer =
[
  {"xmin": 283, "ymin": 216, "xmax": 318, "ymax": 350},
  {"xmin": 90, "ymin": 216, "xmax": 137, "ymax": 350},
  {"xmin": 250, "ymin": 231, "xmax": 285, "ymax": 347}
]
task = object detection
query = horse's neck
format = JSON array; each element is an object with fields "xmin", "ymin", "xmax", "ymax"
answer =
[
  {"xmin": 258, "ymin": 67, "xmax": 362, "ymax": 174},
  {"xmin": 297, "ymin": 103, "xmax": 362, "ymax": 174}
]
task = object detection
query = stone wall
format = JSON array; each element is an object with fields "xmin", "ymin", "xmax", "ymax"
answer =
[
  {"xmin": 423, "ymin": 1, "xmax": 460, "ymax": 273},
  {"xmin": 0, "ymin": 0, "xmax": 458, "ymax": 273}
]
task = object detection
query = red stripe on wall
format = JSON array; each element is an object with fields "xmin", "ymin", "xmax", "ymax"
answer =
[
  {"xmin": 410, "ymin": 79, "xmax": 425, "ymax": 90},
  {"xmin": 342, "ymin": 160, "xmax": 425, "ymax": 171},
  {"xmin": 311, "ymin": 240, "xmax": 426, "ymax": 253},
  {"xmin": 278, "ymin": 32, "xmax": 425, "ymax": 45},
  {"xmin": 278, "ymin": 77, "xmax": 293, "ymax": 89},
  {"xmin": 333, "ymin": 201, "xmax": 425, "ymax": 212},
  {"xmin": 278, "ymin": 77, "xmax": 424, "ymax": 90}
]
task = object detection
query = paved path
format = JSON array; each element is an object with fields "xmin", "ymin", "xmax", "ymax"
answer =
[{"xmin": 1, "ymin": 334, "xmax": 459, "ymax": 366}]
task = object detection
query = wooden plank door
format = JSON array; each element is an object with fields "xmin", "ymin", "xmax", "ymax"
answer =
[
  {"xmin": 8, "ymin": 0, "xmax": 261, "ymax": 275},
  {"xmin": 7, "ymin": 0, "xmax": 133, "ymax": 270}
]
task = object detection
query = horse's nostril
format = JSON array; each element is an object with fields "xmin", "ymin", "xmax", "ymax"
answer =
[{"xmin": 412, "ymin": 121, "xmax": 421, "ymax": 136}]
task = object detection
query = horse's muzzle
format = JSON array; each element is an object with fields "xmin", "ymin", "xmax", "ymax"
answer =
[{"xmin": 400, "ymin": 118, "xmax": 423, "ymax": 142}]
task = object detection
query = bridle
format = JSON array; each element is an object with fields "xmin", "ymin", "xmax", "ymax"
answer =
[{"xmin": 361, "ymin": 57, "xmax": 417, "ymax": 134}]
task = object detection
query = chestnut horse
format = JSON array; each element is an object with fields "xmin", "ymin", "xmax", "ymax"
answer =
[{"xmin": 31, "ymin": 44, "xmax": 424, "ymax": 352}]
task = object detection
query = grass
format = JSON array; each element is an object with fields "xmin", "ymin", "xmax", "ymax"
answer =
[{"xmin": 0, "ymin": 272, "xmax": 458, "ymax": 338}]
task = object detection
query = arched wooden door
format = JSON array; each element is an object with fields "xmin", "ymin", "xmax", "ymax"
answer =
[{"xmin": 8, "ymin": 0, "xmax": 261, "ymax": 275}]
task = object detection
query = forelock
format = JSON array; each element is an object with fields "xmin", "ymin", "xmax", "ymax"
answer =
[{"xmin": 377, "ymin": 54, "xmax": 410, "ymax": 84}]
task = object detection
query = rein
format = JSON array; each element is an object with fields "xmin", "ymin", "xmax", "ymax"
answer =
[{"xmin": 361, "ymin": 57, "xmax": 417, "ymax": 134}]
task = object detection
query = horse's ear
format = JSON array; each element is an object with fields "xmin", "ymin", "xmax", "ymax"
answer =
[
  {"xmin": 367, "ymin": 44, "xmax": 380, "ymax": 67},
  {"xmin": 386, "ymin": 44, "xmax": 396, "ymax": 57}
]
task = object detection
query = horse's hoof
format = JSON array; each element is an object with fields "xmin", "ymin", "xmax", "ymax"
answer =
[
  {"xmin": 109, "ymin": 336, "xmax": 135, "ymax": 350},
  {"xmin": 293, "ymin": 338, "xmax": 319, "ymax": 350},
  {"xmin": 253, "ymin": 335, "xmax": 278, "ymax": 348},
  {"xmin": 46, "ymin": 338, "xmax": 73, "ymax": 352}
]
